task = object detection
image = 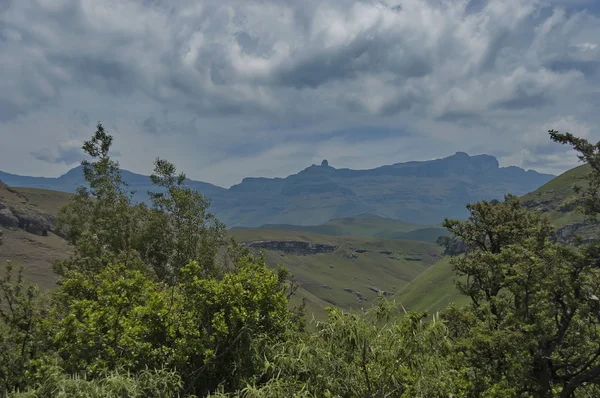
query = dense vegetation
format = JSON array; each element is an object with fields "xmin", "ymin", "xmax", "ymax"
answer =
[{"xmin": 2, "ymin": 124, "xmax": 600, "ymax": 397}]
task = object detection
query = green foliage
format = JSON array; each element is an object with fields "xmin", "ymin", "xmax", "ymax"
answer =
[
  {"xmin": 549, "ymin": 130, "xmax": 600, "ymax": 222},
  {"xmin": 55, "ymin": 123, "xmax": 226, "ymax": 283},
  {"xmin": 441, "ymin": 193, "xmax": 600, "ymax": 396},
  {"xmin": 44, "ymin": 255, "xmax": 297, "ymax": 396},
  {"xmin": 8, "ymin": 367, "xmax": 185, "ymax": 398},
  {"xmin": 0, "ymin": 262, "xmax": 46, "ymax": 395},
  {"xmin": 209, "ymin": 300, "xmax": 461, "ymax": 397},
  {"xmin": 141, "ymin": 158, "xmax": 226, "ymax": 283}
]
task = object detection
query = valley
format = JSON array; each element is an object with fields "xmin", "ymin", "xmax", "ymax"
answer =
[{"xmin": 0, "ymin": 160, "xmax": 594, "ymax": 321}]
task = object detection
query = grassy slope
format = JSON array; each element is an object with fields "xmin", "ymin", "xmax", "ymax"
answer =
[
  {"xmin": 229, "ymin": 229, "xmax": 442, "ymax": 317},
  {"xmin": 394, "ymin": 257, "xmax": 469, "ymax": 314},
  {"xmin": 12, "ymin": 187, "xmax": 72, "ymax": 216},
  {"xmin": 0, "ymin": 185, "xmax": 73, "ymax": 289},
  {"xmin": 520, "ymin": 164, "xmax": 589, "ymax": 227},
  {"xmin": 0, "ymin": 228, "xmax": 71, "ymax": 290},
  {"xmin": 394, "ymin": 164, "xmax": 594, "ymax": 314}
]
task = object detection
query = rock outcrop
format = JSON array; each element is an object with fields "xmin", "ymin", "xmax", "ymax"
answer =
[
  {"xmin": 0, "ymin": 181, "xmax": 55, "ymax": 236},
  {"xmin": 554, "ymin": 222, "xmax": 598, "ymax": 245},
  {"xmin": 0, "ymin": 207, "xmax": 19, "ymax": 229},
  {"xmin": 244, "ymin": 240, "xmax": 337, "ymax": 255}
]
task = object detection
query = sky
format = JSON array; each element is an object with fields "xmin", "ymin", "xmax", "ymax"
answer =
[{"xmin": 0, "ymin": 0, "xmax": 599, "ymax": 188}]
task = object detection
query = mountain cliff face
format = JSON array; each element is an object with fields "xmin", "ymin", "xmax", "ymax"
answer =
[{"xmin": 0, "ymin": 152, "xmax": 554, "ymax": 227}]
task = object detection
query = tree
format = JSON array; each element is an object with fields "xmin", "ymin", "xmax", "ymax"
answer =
[
  {"xmin": 139, "ymin": 158, "xmax": 226, "ymax": 283},
  {"xmin": 55, "ymin": 123, "xmax": 146, "ymax": 277},
  {"xmin": 441, "ymin": 190, "xmax": 600, "ymax": 396},
  {"xmin": 549, "ymin": 130, "xmax": 600, "ymax": 221},
  {"xmin": 55, "ymin": 123, "xmax": 226, "ymax": 284}
]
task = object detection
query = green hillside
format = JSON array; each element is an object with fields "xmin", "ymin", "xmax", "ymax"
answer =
[
  {"xmin": 229, "ymin": 229, "xmax": 442, "ymax": 313},
  {"xmin": 394, "ymin": 257, "xmax": 469, "ymax": 314},
  {"xmin": 520, "ymin": 164, "xmax": 590, "ymax": 227},
  {"xmin": 12, "ymin": 187, "xmax": 72, "ymax": 216}
]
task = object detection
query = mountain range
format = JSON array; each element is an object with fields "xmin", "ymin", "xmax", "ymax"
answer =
[{"xmin": 0, "ymin": 152, "xmax": 555, "ymax": 227}]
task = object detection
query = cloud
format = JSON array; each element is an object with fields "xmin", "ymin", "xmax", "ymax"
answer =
[
  {"xmin": 0, "ymin": 0, "xmax": 598, "ymax": 187},
  {"xmin": 31, "ymin": 140, "xmax": 85, "ymax": 165}
]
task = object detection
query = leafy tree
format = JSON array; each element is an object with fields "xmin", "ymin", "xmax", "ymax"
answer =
[
  {"xmin": 43, "ymin": 255, "xmax": 297, "ymax": 396},
  {"xmin": 441, "ymin": 194, "xmax": 600, "ymax": 396},
  {"xmin": 55, "ymin": 123, "xmax": 226, "ymax": 284},
  {"xmin": 549, "ymin": 130, "xmax": 600, "ymax": 221},
  {"xmin": 42, "ymin": 124, "xmax": 301, "ymax": 395},
  {"xmin": 139, "ymin": 158, "xmax": 226, "ymax": 283},
  {"xmin": 55, "ymin": 123, "xmax": 146, "ymax": 277}
]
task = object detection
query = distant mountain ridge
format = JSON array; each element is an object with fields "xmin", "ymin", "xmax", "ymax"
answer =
[{"xmin": 0, "ymin": 152, "xmax": 554, "ymax": 227}]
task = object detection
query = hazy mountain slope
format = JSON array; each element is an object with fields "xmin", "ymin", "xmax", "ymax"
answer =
[
  {"xmin": 244, "ymin": 213, "xmax": 451, "ymax": 243},
  {"xmin": 1, "ymin": 152, "xmax": 554, "ymax": 227}
]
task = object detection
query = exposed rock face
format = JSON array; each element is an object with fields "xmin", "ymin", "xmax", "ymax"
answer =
[
  {"xmin": 0, "ymin": 207, "xmax": 19, "ymax": 229},
  {"xmin": 554, "ymin": 222, "xmax": 598, "ymax": 245},
  {"xmin": 0, "ymin": 205, "xmax": 53, "ymax": 236},
  {"xmin": 0, "ymin": 181, "xmax": 55, "ymax": 236},
  {"xmin": 12, "ymin": 208, "xmax": 54, "ymax": 236},
  {"xmin": 244, "ymin": 240, "xmax": 337, "ymax": 255}
]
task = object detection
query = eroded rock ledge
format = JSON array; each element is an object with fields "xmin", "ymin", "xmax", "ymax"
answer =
[
  {"xmin": 244, "ymin": 240, "xmax": 337, "ymax": 255},
  {"xmin": 0, "ymin": 182, "xmax": 55, "ymax": 236}
]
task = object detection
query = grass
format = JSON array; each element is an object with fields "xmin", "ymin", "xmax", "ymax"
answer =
[
  {"xmin": 520, "ymin": 164, "xmax": 590, "ymax": 227},
  {"xmin": 12, "ymin": 187, "xmax": 72, "ymax": 215},
  {"xmin": 0, "ymin": 228, "xmax": 71, "ymax": 290},
  {"xmin": 393, "ymin": 257, "xmax": 469, "ymax": 314},
  {"xmin": 229, "ymin": 229, "xmax": 443, "ymax": 318}
]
